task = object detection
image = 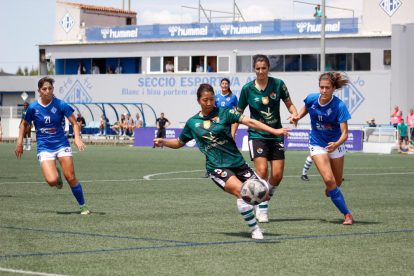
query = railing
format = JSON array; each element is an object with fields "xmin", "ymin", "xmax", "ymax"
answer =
[
  {"xmin": 0, "ymin": 106, "xmax": 24, "ymax": 119},
  {"xmin": 364, "ymin": 127, "xmax": 397, "ymax": 143}
]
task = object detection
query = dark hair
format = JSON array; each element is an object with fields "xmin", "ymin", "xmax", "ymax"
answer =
[
  {"xmin": 24, "ymin": 102, "xmax": 29, "ymax": 105},
  {"xmin": 38, "ymin": 77, "xmax": 55, "ymax": 89},
  {"xmin": 253, "ymin": 54, "xmax": 270, "ymax": 68},
  {"xmin": 221, "ymin": 78, "xmax": 233, "ymax": 97},
  {"xmin": 197, "ymin": 84, "xmax": 214, "ymax": 100},
  {"xmin": 319, "ymin": 72, "xmax": 349, "ymax": 90}
]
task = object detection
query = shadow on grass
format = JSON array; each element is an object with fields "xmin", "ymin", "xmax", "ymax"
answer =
[
  {"xmin": 269, "ymin": 218, "xmax": 324, "ymax": 223},
  {"xmin": 0, "ymin": 177, "xmax": 17, "ymax": 179},
  {"xmin": 221, "ymin": 231, "xmax": 283, "ymax": 239},
  {"xmin": 320, "ymin": 219, "xmax": 381, "ymax": 225},
  {"xmin": 0, "ymin": 195, "xmax": 12, "ymax": 197},
  {"xmin": 56, "ymin": 211, "xmax": 106, "ymax": 215}
]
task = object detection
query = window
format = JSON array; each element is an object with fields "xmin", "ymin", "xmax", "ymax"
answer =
[
  {"xmin": 206, "ymin": 56, "xmax": 217, "ymax": 73},
  {"xmin": 163, "ymin": 56, "xmax": 174, "ymax": 73},
  {"xmin": 191, "ymin": 56, "xmax": 205, "ymax": 73},
  {"xmin": 217, "ymin": 56, "xmax": 230, "ymax": 73},
  {"xmin": 236, "ymin": 56, "xmax": 252, "ymax": 72},
  {"xmin": 384, "ymin": 50, "xmax": 391, "ymax": 65},
  {"xmin": 177, "ymin": 56, "xmax": 190, "ymax": 72},
  {"xmin": 126, "ymin": 18, "xmax": 132, "ymax": 25},
  {"xmin": 323, "ymin": 54, "xmax": 352, "ymax": 71},
  {"xmin": 285, "ymin": 55, "xmax": 300, "ymax": 71},
  {"xmin": 301, "ymin": 54, "xmax": 317, "ymax": 71},
  {"xmin": 269, "ymin": 55, "xmax": 284, "ymax": 72},
  {"xmin": 354, "ymin": 53, "xmax": 370, "ymax": 71},
  {"xmin": 149, "ymin": 56, "xmax": 162, "ymax": 73}
]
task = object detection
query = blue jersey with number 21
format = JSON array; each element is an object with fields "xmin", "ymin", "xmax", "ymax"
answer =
[
  {"xmin": 24, "ymin": 97, "xmax": 74, "ymax": 153},
  {"xmin": 304, "ymin": 93, "xmax": 351, "ymax": 148}
]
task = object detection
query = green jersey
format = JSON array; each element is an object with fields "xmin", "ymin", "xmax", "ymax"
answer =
[
  {"xmin": 237, "ymin": 77, "xmax": 290, "ymax": 141},
  {"xmin": 22, "ymin": 108, "xmax": 32, "ymax": 126},
  {"xmin": 178, "ymin": 107, "xmax": 245, "ymax": 173}
]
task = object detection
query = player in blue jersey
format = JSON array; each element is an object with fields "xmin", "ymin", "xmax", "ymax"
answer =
[
  {"xmin": 292, "ymin": 72, "xmax": 354, "ymax": 225},
  {"xmin": 215, "ymin": 78, "xmax": 238, "ymax": 109},
  {"xmin": 15, "ymin": 77, "xmax": 90, "ymax": 215}
]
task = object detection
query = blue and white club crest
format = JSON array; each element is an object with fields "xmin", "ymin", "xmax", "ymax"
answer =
[
  {"xmin": 60, "ymin": 12, "xmax": 75, "ymax": 33},
  {"xmin": 63, "ymin": 80, "xmax": 92, "ymax": 103},
  {"xmin": 51, "ymin": 107, "xmax": 57, "ymax": 114},
  {"xmin": 379, "ymin": 0, "xmax": 402, "ymax": 17},
  {"xmin": 334, "ymin": 80, "xmax": 365, "ymax": 116}
]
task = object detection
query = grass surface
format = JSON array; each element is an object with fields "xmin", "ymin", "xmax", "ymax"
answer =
[{"xmin": 0, "ymin": 143, "xmax": 413, "ymax": 275}]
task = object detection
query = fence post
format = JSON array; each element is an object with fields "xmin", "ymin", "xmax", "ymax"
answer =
[{"xmin": 10, "ymin": 106, "xmax": 13, "ymax": 119}]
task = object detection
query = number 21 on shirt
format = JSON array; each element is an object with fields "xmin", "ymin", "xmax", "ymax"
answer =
[{"xmin": 44, "ymin": 116, "xmax": 51, "ymax": 124}]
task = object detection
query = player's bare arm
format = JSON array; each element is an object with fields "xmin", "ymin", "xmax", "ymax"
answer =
[
  {"xmin": 68, "ymin": 114, "xmax": 86, "ymax": 151},
  {"xmin": 15, "ymin": 120, "xmax": 28, "ymax": 158},
  {"xmin": 241, "ymin": 116, "xmax": 291, "ymax": 138}
]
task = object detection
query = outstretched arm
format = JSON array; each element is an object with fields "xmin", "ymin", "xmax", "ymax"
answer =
[
  {"xmin": 15, "ymin": 120, "xmax": 28, "ymax": 158},
  {"xmin": 68, "ymin": 114, "xmax": 86, "ymax": 151},
  {"xmin": 284, "ymin": 100, "xmax": 299, "ymax": 127},
  {"xmin": 241, "ymin": 116, "xmax": 291, "ymax": 138},
  {"xmin": 154, "ymin": 138, "xmax": 185, "ymax": 149},
  {"xmin": 290, "ymin": 105, "xmax": 309, "ymax": 126}
]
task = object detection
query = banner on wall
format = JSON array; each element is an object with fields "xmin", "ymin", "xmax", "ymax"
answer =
[
  {"xmin": 87, "ymin": 18, "xmax": 358, "ymax": 41},
  {"xmin": 134, "ymin": 128, "xmax": 363, "ymax": 151}
]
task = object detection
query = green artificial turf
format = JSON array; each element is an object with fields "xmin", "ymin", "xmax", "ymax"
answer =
[{"xmin": 0, "ymin": 143, "xmax": 413, "ymax": 275}]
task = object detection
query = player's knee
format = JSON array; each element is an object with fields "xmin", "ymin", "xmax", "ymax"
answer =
[
  {"xmin": 255, "ymin": 168, "xmax": 268, "ymax": 178},
  {"xmin": 64, "ymin": 173, "xmax": 76, "ymax": 184},
  {"xmin": 324, "ymin": 177, "xmax": 336, "ymax": 187},
  {"xmin": 46, "ymin": 177, "xmax": 58, "ymax": 187}
]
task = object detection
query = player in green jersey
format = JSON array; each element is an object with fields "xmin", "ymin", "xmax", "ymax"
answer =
[
  {"xmin": 232, "ymin": 54, "xmax": 298, "ymax": 223},
  {"xmin": 20, "ymin": 102, "xmax": 33, "ymax": 150},
  {"xmin": 154, "ymin": 84, "xmax": 290, "ymax": 240}
]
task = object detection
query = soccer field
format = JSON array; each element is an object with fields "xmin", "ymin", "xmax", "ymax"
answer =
[{"xmin": 0, "ymin": 143, "xmax": 413, "ymax": 276}]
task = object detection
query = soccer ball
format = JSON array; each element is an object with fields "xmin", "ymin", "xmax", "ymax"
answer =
[{"xmin": 240, "ymin": 179, "xmax": 268, "ymax": 205}]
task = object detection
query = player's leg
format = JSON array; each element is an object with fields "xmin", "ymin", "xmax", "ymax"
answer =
[
  {"xmin": 301, "ymin": 155, "xmax": 313, "ymax": 181},
  {"xmin": 313, "ymin": 153, "xmax": 352, "ymax": 224},
  {"xmin": 40, "ymin": 159, "xmax": 60, "ymax": 187},
  {"xmin": 210, "ymin": 168, "xmax": 262, "ymax": 239},
  {"xmin": 58, "ymin": 151, "xmax": 89, "ymax": 215},
  {"xmin": 22, "ymin": 125, "xmax": 27, "ymax": 150},
  {"xmin": 26, "ymin": 125, "xmax": 32, "ymax": 150}
]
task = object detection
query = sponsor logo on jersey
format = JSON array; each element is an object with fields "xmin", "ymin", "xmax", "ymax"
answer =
[
  {"xmin": 262, "ymin": 97, "xmax": 269, "ymax": 105},
  {"xmin": 311, "ymin": 104, "xmax": 315, "ymax": 109},
  {"xmin": 270, "ymin": 93, "xmax": 276, "ymax": 100},
  {"xmin": 51, "ymin": 107, "xmax": 57, "ymax": 114},
  {"xmin": 260, "ymin": 107, "xmax": 274, "ymax": 120},
  {"xmin": 186, "ymin": 139, "xmax": 197, "ymax": 147},
  {"xmin": 211, "ymin": 117, "xmax": 220, "ymax": 123},
  {"xmin": 35, "ymin": 110, "xmax": 39, "ymax": 114},
  {"xmin": 254, "ymin": 98, "xmax": 260, "ymax": 102},
  {"xmin": 316, "ymin": 122, "xmax": 332, "ymax": 131},
  {"xmin": 326, "ymin": 108, "xmax": 332, "ymax": 116},
  {"xmin": 282, "ymin": 84, "xmax": 287, "ymax": 92},
  {"xmin": 195, "ymin": 123, "xmax": 201, "ymax": 128},
  {"xmin": 221, "ymin": 171, "xmax": 228, "ymax": 177},
  {"xmin": 379, "ymin": 0, "xmax": 402, "ymax": 17},
  {"xmin": 257, "ymin": 148, "xmax": 263, "ymax": 154},
  {"xmin": 203, "ymin": 121, "xmax": 211, "ymax": 129},
  {"xmin": 202, "ymin": 132, "xmax": 218, "ymax": 143}
]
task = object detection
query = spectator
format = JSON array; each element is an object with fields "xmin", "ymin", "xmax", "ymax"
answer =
[
  {"xmin": 399, "ymin": 144, "xmax": 414, "ymax": 154},
  {"xmin": 77, "ymin": 62, "xmax": 86, "ymax": 75},
  {"xmin": 124, "ymin": 113, "xmax": 134, "ymax": 137},
  {"xmin": 207, "ymin": 63, "xmax": 213, "ymax": 72},
  {"xmin": 111, "ymin": 114, "xmax": 126, "ymax": 136},
  {"xmin": 365, "ymin": 118, "xmax": 377, "ymax": 141},
  {"xmin": 325, "ymin": 60, "xmax": 333, "ymax": 71},
  {"xmin": 314, "ymin": 4, "xmax": 322, "ymax": 19},
  {"xmin": 196, "ymin": 64, "xmax": 203, "ymax": 73},
  {"xmin": 200, "ymin": 59, "xmax": 205, "ymax": 70},
  {"xmin": 115, "ymin": 63, "xmax": 123, "ymax": 74},
  {"xmin": 165, "ymin": 59, "xmax": 174, "ymax": 73},
  {"xmin": 97, "ymin": 114, "xmax": 109, "ymax": 136},
  {"xmin": 407, "ymin": 109, "xmax": 414, "ymax": 143},
  {"xmin": 133, "ymin": 113, "xmax": 143, "ymax": 129},
  {"xmin": 153, "ymin": 113, "xmax": 170, "ymax": 148},
  {"xmin": 106, "ymin": 65, "xmax": 114, "ymax": 74},
  {"xmin": 397, "ymin": 118, "xmax": 409, "ymax": 149},
  {"xmin": 91, "ymin": 62, "xmax": 100, "ymax": 74},
  {"xmin": 391, "ymin": 105, "xmax": 402, "ymax": 128},
  {"xmin": 76, "ymin": 112, "xmax": 86, "ymax": 133}
]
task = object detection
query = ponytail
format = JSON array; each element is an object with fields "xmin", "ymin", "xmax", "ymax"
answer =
[{"xmin": 319, "ymin": 72, "xmax": 349, "ymax": 90}]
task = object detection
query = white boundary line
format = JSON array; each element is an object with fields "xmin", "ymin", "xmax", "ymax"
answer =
[
  {"xmin": 1, "ymin": 171, "xmax": 414, "ymax": 185},
  {"xmin": 0, "ymin": 267, "xmax": 69, "ymax": 276}
]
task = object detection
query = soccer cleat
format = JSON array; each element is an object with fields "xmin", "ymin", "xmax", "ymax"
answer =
[
  {"xmin": 56, "ymin": 167, "xmax": 63, "ymax": 189},
  {"xmin": 80, "ymin": 206, "xmax": 90, "ymax": 215},
  {"xmin": 23, "ymin": 145, "xmax": 27, "ymax": 151},
  {"xmin": 343, "ymin": 214, "xmax": 354, "ymax": 225},
  {"xmin": 27, "ymin": 145, "xmax": 31, "ymax": 151},
  {"xmin": 251, "ymin": 227, "xmax": 264, "ymax": 240},
  {"xmin": 202, "ymin": 172, "xmax": 209, "ymax": 178},
  {"xmin": 256, "ymin": 213, "xmax": 269, "ymax": 223},
  {"xmin": 301, "ymin": 175, "xmax": 309, "ymax": 181}
]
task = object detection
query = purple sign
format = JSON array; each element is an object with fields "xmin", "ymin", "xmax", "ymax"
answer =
[
  {"xmin": 285, "ymin": 129, "xmax": 362, "ymax": 151},
  {"xmin": 134, "ymin": 128, "xmax": 362, "ymax": 151}
]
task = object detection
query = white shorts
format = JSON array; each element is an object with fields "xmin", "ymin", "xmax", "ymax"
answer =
[
  {"xmin": 309, "ymin": 144, "xmax": 347, "ymax": 159},
  {"xmin": 37, "ymin": 147, "xmax": 73, "ymax": 165}
]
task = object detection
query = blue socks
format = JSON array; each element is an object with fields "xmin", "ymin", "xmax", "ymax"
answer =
[
  {"xmin": 328, "ymin": 186, "xmax": 350, "ymax": 215},
  {"xmin": 71, "ymin": 182, "xmax": 85, "ymax": 207}
]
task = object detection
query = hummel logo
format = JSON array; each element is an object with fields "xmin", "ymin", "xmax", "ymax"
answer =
[
  {"xmin": 254, "ymin": 98, "xmax": 260, "ymax": 102},
  {"xmin": 243, "ymin": 172, "xmax": 251, "ymax": 178},
  {"xmin": 195, "ymin": 123, "xmax": 201, "ymax": 127}
]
